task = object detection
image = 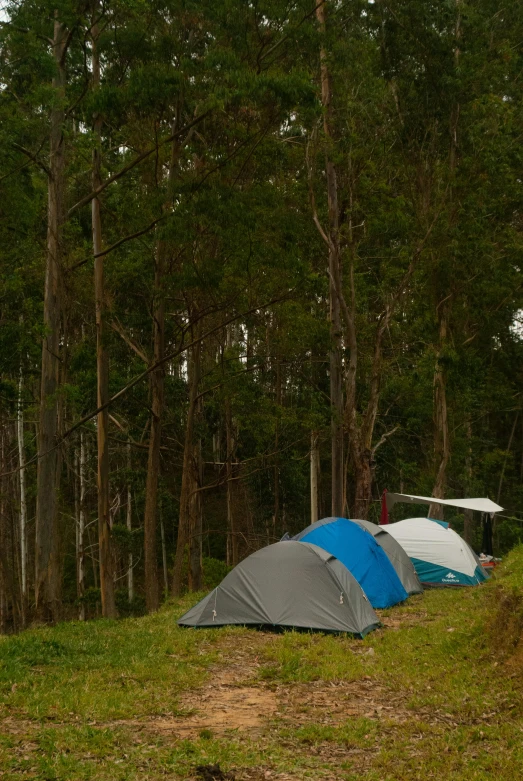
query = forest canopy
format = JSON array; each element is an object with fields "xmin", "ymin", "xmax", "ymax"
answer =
[{"xmin": 0, "ymin": 0, "xmax": 522, "ymax": 628}]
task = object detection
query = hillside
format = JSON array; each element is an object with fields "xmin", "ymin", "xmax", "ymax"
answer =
[{"xmin": 2, "ymin": 551, "xmax": 523, "ymax": 781}]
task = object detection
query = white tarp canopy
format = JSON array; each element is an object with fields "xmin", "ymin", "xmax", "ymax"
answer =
[{"xmin": 385, "ymin": 493, "xmax": 503, "ymax": 514}]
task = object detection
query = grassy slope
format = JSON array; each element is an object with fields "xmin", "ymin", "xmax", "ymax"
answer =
[{"xmin": 1, "ymin": 550, "xmax": 523, "ymax": 780}]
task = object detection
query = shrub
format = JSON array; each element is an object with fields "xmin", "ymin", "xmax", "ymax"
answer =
[{"xmin": 202, "ymin": 557, "xmax": 231, "ymax": 589}]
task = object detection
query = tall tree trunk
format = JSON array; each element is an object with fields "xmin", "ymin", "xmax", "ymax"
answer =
[
  {"xmin": 188, "ymin": 432, "xmax": 203, "ymax": 591},
  {"xmin": 143, "ymin": 116, "xmax": 183, "ymax": 611},
  {"xmin": 160, "ymin": 501, "xmax": 168, "ymax": 597},
  {"xmin": 0, "ymin": 543, "xmax": 21, "ymax": 633},
  {"xmin": 429, "ymin": 310, "xmax": 449, "ymax": 520},
  {"xmin": 92, "ymin": 8, "xmax": 116, "ymax": 618},
  {"xmin": 0, "ymin": 426, "xmax": 21, "ymax": 632},
  {"xmin": 429, "ymin": 2, "xmax": 462, "ymax": 521},
  {"xmin": 35, "ymin": 15, "xmax": 67, "ymax": 623},
  {"xmin": 353, "ymin": 449, "xmax": 373, "ymax": 520},
  {"xmin": 143, "ymin": 243, "xmax": 165, "ymax": 612},
  {"xmin": 17, "ymin": 358, "xmax": 27, "ymax": 620},
  {"xmin": 463, "ymin": 418, "xmax": 474, "ymax": 545},
  {"xmin": 497, "ymin": 412, "xmax": 519, "ymax": 505},
  {"xmin": 463, "ymin": 511, "xmax": 474, "ymax": 544},
  {"xmin": 188, "ymin": 340, "xmax": 203, "ymax": 591},
  {"xmin": 310, "ymin": 430, "xmax": 320, "ymax": 524},
  {"xmin": 224, "ymin": 325, "xmax": 239, "ymax": 565},
  {"xmin": 172, "ymin": 328, "xmax": 201, "ymax": 595},
  {"xmin": 77, "ymin": 433, "xmax": 86, "ymax": 619},
  {"xmin": 126, "ymin": 440, "xmax": 133, "ymax": 602},
  {"xmin": 225, "ymin": 392, "xmax": 237, "ymax": 566},
  {"xmin": 316, "ymin": 0, "xmax": 344, "ymax": 516},
  {"xmin": 273, "ymin": 359, "xmax": 282, "ymax": 535},
  {"xmin": 0, "ymin": 428, "xmax": 7, "ymax": 633},
  {"xmin": 351, "ymin": 317, "xmax": 390, "ymax": 519}
]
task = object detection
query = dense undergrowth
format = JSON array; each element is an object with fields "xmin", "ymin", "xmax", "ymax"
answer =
[
  {"xmin": 1, "ymin": 552, "xmax": 523, "ymax": 780},
  {"xmin": 487, "ymin": 544, "xmax": 523, "ymax": 661}
]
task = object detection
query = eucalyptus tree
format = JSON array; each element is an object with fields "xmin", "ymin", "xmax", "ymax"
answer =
[{"xmin": 377, "ymin": 0, "xmax": 523, "ymax": 518}]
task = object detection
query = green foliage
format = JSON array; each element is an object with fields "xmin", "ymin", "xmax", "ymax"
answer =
[
  {"xmin": 111, "ymin": 524, "xmax": 143, "ymax": 557},
  {"xmin": 202, "ymin": 557, "xmax": 231, "ymax": 590},
  {"xmin": 0, "ymin": 0, "xmax": 522, "ymax": 627},
  {"xmin": 115, "ymin": 588, "xmax": 147, "ymax": 617}
]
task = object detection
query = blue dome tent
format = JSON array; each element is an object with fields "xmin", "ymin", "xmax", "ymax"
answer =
[{"xmin": 291, "ymin": 517, "xmax": 409, "ymax": 609}]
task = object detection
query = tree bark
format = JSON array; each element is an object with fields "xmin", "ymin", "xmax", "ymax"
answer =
[
  {"xmin": 92, "ymin": 8, "xmax": 116, "ymax": 618},
  {"xmin": 188, "ymin": 433, "xmax": 203, "ymax": 591},
  {"xmin": 273, "ymin": 359, "xmax": 282, "ymax": 535},
  {"xmin": 0, "ymin": 423, "xmax": 21, "ymax": 632},
  {"xmin": 0, "ymin": 428, "xmax": 7, "ymax": 633},
  {"xmin": 35, "ymin": 14, "xmax": 67, "ymax": 623},
  {"xmin": 160, "ymin": 502, "xmax": 169, "ymax": 597},
  {"xmin": 429, "ymin": 310, "xmax": 449, "ymax": 520},
  {"xmin": 143, "ymin": 242, "xmax": 165, "ymax": 611},
  {"xmin": 351, "ymin": 316, "xmax": 390, "ymax": 519},
  {"xmin": 17, "ymin": 357, "xmax": 27, "ymax": 618},
  {"xmin": 76, "ymin": 433, "xmax": 86, "ymax": 620},
  {"xmin": 143, "ymin": 115, "xmax": 184, "ymax": 611},
  {"xmin": 126, "ymin": 439, "xmax": 133, "ymax": 602},
  {"xmin": 310, "ymin": 430, "xmax": 320, "ymax": 524},
  {"xmin": 316, "ymin": 0, "xmax": 344, "ymax": 517},
  {"xmin": 429, "ymin": 1, "xmax": 462, "ymax": 521},
  {"xmin": 172, "ymin": 327, "xmax": 202, "ymax": 595},
  {"xmin": 463, "ymin": 418, "xmax": 475, "ymax": 545},
  {"xmin": 225, "ymin": 391, "xmax": 238, "ymax": 566},
  {"xmin": 188, "ymin": 340, "xmax": 203, "ymax": 591},
  {"xmin": 224, "ymin": 324, "xmax": 239, "ymax": 565},
  {"xmin": 353, "ymin": 449, "xmax": 374, "ymax": 520}
]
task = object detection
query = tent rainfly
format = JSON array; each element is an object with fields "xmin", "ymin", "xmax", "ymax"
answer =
[
  {"xmin": 178, "ymin": 541, "xmax": 380, "ymax": 637},
  {"xmin": 290, "ymin": 518, "xmax": 409, "ymax": 609},
  {"xmin": 384, "ymin": 517, "xmax": 489, "ymax": 587},
  {"xmin": 350, "ymin": 519, "xmax": 423, "ymax": 596}
]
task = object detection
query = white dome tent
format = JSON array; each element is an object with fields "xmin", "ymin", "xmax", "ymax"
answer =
[{"xmin": 384, "ymin": 517, "xmax": 489, "ymax": 587}]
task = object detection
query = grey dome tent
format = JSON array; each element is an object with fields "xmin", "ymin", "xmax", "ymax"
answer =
[
  {"xmin": 178, "ymin": 541, "xmax": 380, "ymax": 637},
  {"xmin": 350, "ymin": 519, "xmax": 423, "ymax": 596}
]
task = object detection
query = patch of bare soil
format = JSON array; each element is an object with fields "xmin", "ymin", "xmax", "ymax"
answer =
[
  {"xmin": 157, "ymin": 680, "xmax": 278, "ymax": 737},
  {"xmin": 0, "ymin": 718, "xmax": 36, "ymax": 736},
  {"xmin": 149, "ymin": 640, "xmax": 278, "ymax": 738}
]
